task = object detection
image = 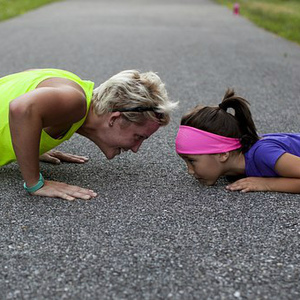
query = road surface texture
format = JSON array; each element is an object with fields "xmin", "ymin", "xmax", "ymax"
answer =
[{"xmin": 0, "ymin": 0, "xmax": 300, "ymax": 299}]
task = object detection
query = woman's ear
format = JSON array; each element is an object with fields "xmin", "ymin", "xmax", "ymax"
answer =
[
  {"xmin": 218, "ymin": 152, "xmax": 230, "ymax": 163},
  {"xmin": 108, "ymin": 112, "xmax": 121, "ymax": 127}
]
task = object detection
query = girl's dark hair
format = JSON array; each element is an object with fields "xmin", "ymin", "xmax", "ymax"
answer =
[{"xmin": 181, "ymin": 89, "xmax": 260, "ymax": 153}]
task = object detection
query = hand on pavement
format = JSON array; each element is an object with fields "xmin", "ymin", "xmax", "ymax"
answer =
[
  {"xmin": 226, "ymin": 177, "xmax": 270, "ymax": 193},
  {"xmin": 32, "ymin": 180, "xmax": 97, "ymax": 201},
  {"xmin": 39, "ymin": 150, "xmax": 89, "ymax": 164}
]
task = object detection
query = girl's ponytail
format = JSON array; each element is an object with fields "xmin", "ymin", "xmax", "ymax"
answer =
[
  {"xmin": 181, "ymin": 89, "xmax": 259, "ymax": 153},
  {"xmin": 219, "ymin": 89, "xmax": 259, "ymax": 152}
]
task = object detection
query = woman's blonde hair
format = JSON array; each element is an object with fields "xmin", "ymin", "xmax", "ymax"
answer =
[{"xmin": 92, "ymin": 70, "xmax": 178, "ymax": 125}]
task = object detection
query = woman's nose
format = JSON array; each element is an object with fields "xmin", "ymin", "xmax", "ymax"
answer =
[{"xmin": 131, "ymin": 140, "xmax": 143, "ymax": 153}]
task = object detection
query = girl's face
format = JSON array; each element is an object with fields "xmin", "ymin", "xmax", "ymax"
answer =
[{"xmin": 179, "ymin": 154, "xmax": 224, "ymax": 186}]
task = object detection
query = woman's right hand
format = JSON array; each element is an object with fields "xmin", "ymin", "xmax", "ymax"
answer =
[{"xmin": 31, "ymin": 180, "xmax": 97, "ymax": 201}]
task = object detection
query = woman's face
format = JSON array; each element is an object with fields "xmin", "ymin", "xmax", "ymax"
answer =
[{"xmin": 101, "ymin": 117, "xmax": 160, "ymax": 159}]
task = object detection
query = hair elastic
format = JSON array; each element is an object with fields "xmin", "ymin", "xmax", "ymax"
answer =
[
  {"xmin": 218, "ymin": 102, "xmax": 227, "ymax": 111},
  {"xmin": 175, "ymin": 125, "xmax": 242, "ymax": 155}
]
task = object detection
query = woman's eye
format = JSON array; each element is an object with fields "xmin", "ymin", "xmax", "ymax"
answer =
[{"xmin": 135, "ymin": 135, "xmax": 143, "ymax": 141}]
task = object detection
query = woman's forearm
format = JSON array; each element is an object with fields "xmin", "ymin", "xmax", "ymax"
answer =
[{"xmin": 9, "ymin": 101, "xmax": 42, "ymax": 186}]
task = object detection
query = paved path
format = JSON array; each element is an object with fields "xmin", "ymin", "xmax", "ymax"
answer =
[{"xmin": 1, "ymin": 0, "xmax": 300, "ymax": 299}]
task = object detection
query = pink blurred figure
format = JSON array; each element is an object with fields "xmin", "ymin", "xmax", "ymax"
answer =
[{"xmin": 233, "ymin": 2, "xmax": 240, "ymax": 15}]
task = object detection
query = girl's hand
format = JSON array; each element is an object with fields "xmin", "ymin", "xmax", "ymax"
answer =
[
  {"xmin": 226, "ymin": 177, "xmax": 270, "ymax": 193},
  {"xmin": 39, "ymin": 150, "xmax": 89, "ymax": 164},
  {"xmin": 31, "ymin": 180, "xmax": 97, "ymax": 201}
]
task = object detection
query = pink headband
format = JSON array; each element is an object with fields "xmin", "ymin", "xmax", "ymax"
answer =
[{"xmin": 175, "ymin": 125, "xmax": 242, "ymax": 154}]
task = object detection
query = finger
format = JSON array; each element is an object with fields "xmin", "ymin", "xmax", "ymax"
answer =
[
  {"xmin": 33, "ymin": 189, "xmax": 75, "ymax": 201},
  {"xmin": 59, "ymin": 183, "xmax": 97, "ymax": 195},
  {"xmin": 68, "ymin": 154, "xmax": 89, "ymax": 161},
  {"xmin": 57, "ymin": 186, "xmax": 97, "ymax": 200},
  {"xmin": 241, "ymin": 187, "xmax": 251, "ymax": 193},
  {"xmin": 39, "ymin": 154, "xmax": 61, "ymax": 164},
  {"xmin": 56, "ymin": 192, "xmax": 76, "ymax": 201},
  {"xmin": 73, "ymin": 188, "xmax": 97, "ymax": 198},
  {"xmin": 226, "ymin": 178, "xmax": 248, "ymax": 189},
  {"xmin": 226, "ymin": 184, "xmax": 243, "ymax": 191},
  {"xmin": 70, "ymin": 191, "xmax": 93, "ymax": 200},
  {"xmin": 48, "ymin": 157, "xmax": 61, "ymax": 164},
  {"xmin": 228, "ymin": 184, "xmax": 253, "ymax": 192},
  {"xmin": 63, "ymin": 156, "xmax": 88, "ymax": 163},
  {"xmin": 226, "ymin": 184, "xmax": 236, "ymax": 190},
  {"xmin": 52, "ymin": 151, "xmax": 89, "ymax": 163}
]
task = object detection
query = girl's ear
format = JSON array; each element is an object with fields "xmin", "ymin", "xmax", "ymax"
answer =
[{"xmin": 218, "ymin": 152, "xmax": 230, "ymax": 163}]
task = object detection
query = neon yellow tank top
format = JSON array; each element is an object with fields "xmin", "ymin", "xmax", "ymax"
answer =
[{"xmin": 0, "ymin": 69, "xmax": 94, "ymax": 166}]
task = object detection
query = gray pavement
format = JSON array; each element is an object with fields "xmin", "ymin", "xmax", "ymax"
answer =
[{"xmin": 1, "ymin": 0, "xmax": 300, "ymax": 299}]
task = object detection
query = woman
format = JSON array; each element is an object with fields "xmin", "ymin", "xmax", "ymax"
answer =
[{"xmin": 1, "ymin": 68, "xmax": 177, "ymax": 200}]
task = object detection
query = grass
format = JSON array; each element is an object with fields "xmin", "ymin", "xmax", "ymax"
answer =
[
  {"xmin": 0, "ymin": 0, "xmax": 61, "ymax": 22},
  {"xmin": 214, "ymin": 0, "xmax": 300, "ymax": 45}
]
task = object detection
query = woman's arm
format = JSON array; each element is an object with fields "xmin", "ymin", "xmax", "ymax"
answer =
[
  {"xmin": 9, "ymin": 87, "xmax": 97, "ymax": 200},
  {"xmin": 39, "ymin": 150, "xmax": 89, "ymax": 164},
  {"xmin": 226, "ymin": 153, "xmax": 300, "ymax": 193}
]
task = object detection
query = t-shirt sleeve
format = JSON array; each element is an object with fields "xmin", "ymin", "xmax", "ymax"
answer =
[{"xmin": 252, "ymin": 142, "xmax": 286, "ymax": 176}]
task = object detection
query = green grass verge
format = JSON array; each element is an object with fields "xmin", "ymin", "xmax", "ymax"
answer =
[
  {"xmin": 214, "ymin": 0, "xmax": 300, "ymax": 45},
  {"xmin": 0, "ymin": 0, "xmax": 61, "ymax": 22}
]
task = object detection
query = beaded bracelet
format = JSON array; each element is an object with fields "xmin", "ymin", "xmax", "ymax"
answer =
[{"xmin": 23, "ymin": 173, "xmax": 45, "ymax": 193}]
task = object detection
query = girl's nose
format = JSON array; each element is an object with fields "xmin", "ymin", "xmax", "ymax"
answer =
[{"xmin": 187, "ymin": 165, "xmax": 194, "ymax": 175}]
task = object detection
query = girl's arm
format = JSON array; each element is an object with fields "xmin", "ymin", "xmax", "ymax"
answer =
[
  {"xmin": 9, "ymin": 87, "xmax": 97, "ymax": 200},
  {"xmin": 226, "ymin": 153, "xmax": 300, "ymax": 193}
]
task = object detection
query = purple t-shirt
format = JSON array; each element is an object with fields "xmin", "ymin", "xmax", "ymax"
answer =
[{"xmin": 244, "ymin": 133, "xmax": 300, "ymax": 177}]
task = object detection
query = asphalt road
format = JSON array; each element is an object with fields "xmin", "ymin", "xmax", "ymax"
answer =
[{"xmin": 1, "ymin": 0, "xmax": 300, "ymax": 299}]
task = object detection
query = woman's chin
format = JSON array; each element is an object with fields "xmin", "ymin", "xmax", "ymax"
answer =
[{"xmin": 105, "ymin": 149, "xmax": 120, "ymax": 160}]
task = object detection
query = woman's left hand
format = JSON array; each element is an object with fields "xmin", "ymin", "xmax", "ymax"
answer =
[
  {"xmin": 39, "ymin": 150, "xmax": 89, "ymax": 164},
  {"xmin": 226, "ymin": 177, "xmax": 270, "ymax": 193}
]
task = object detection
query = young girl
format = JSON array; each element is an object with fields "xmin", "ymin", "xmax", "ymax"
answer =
[{"xmin": 175, "ymin": 89, "xmax": 300, "ymax": 193}]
